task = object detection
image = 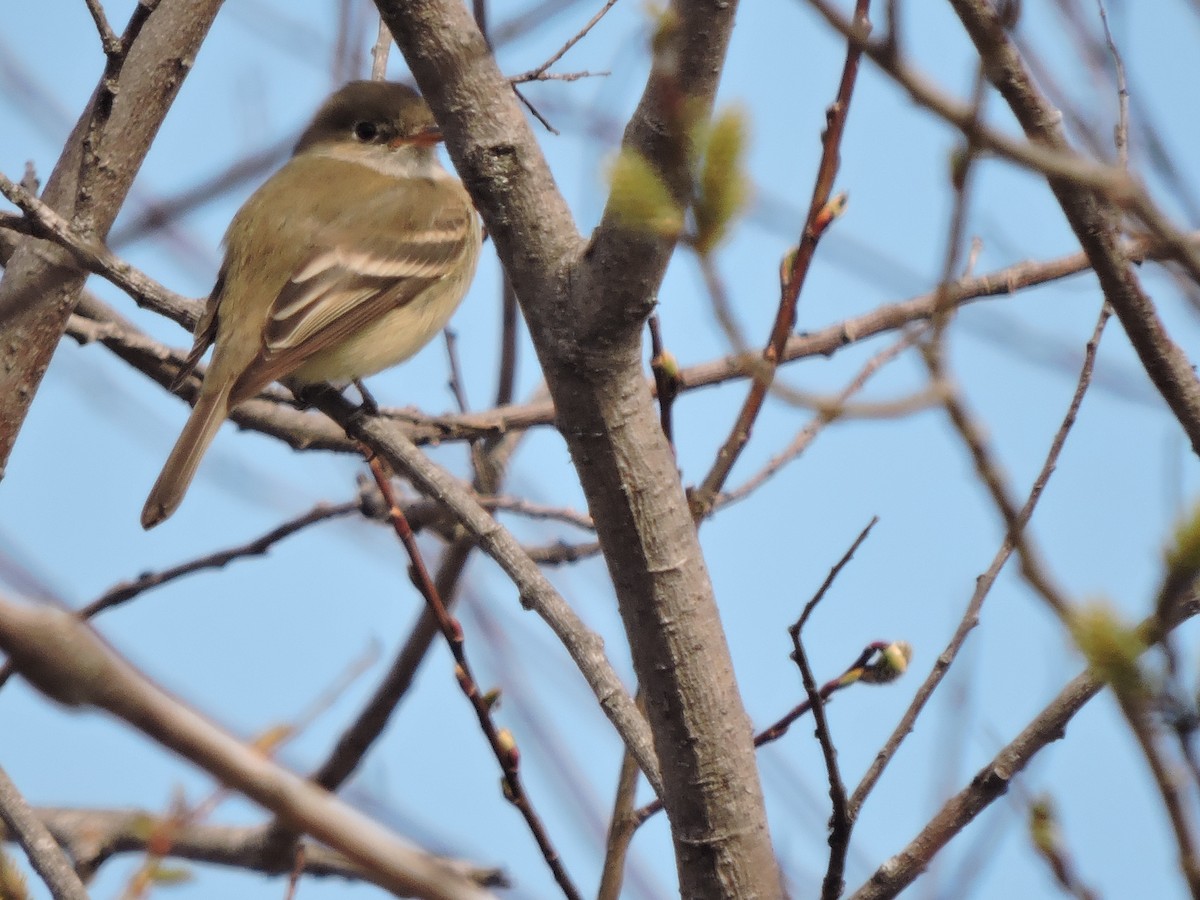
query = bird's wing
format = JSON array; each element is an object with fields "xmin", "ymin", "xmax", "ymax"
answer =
[{"xmin": 234, "ymin": 175, "xmax": 476, "ymax": 396}]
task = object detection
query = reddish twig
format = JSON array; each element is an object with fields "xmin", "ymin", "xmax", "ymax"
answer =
[
  {"xmin": 690, "ymin": 0, "xmax": 870, "ymax": 519},
  {"xmin": 363, "ymin": 454, "xmax": 582, "ymax": 900},
  {"xmin": 284, "ymin": 843, "xmax": 306, "ymax": 900}
]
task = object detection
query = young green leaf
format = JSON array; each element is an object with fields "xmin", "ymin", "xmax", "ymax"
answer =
[
  {"xmin": 694, "ymin": 106, "xmax": 749, "ymax": 255},
  {"xmin": 608, "ymin": 148, "xmax": 684, "ymax": 238}
]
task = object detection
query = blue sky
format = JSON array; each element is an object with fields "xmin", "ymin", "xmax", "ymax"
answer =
[{"xmin": 2, "ymin": 1, "xmax": 1199, "ymax": 898}]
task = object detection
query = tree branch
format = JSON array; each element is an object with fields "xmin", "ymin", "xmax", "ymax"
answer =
[
  {"xmin": 378, "ymin": 3, "xmax": 781, "ymax": 896},
  {"xmin": 0, "ymin": 768, "xmax": 88, "ymax": 900},
  {"xmin": 0, "ymin": 806, "xmax": 506, "ymax": 894},
  {"xmin": 951, "ymin": 0, "xmax": 1200, "ymax": 456},
  {"xmin": 0, "ymin": 600, "xmax": 497, "ymax": 900},
  {"xmin": 848, "ymin": 596, "xmax": 1200, "ymax": 900},
  {"xmin": 0, "ymin": 0, "xmax": 222, "ymax": 476}
]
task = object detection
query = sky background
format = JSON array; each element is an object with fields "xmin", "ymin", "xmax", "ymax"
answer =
[{"xmin": 3, "ymin": 0, "xmax": 1200, "ymax": 898}]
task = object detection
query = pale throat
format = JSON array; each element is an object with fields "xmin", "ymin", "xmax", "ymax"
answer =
[{"xmin": 310, "ymin": 142, "xmax": 454, "ymax": 182}]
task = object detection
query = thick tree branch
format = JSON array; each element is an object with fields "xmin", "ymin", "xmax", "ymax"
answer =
[
  {"xmin": 0, "ymin": 600, "xmax": 496, "ymax": 900},
  {"xmin": 0, "ymin": 807, "xmax": 507, "ymax": 894},
  {"xmin": 0, "ymin": 0, "xmax": 222, "ymax": 476},
  {"xmin": 948, "ymin": 1, "xmax": 1200, "ymax": 456},
  {"xmin": 378, "ymin": 4, "xmax": 782, "ymax": 896}
]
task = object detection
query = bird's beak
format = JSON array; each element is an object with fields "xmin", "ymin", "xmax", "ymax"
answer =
[{"xmin": 391, "ymin": 125, "xmax": 442, "ymax": 148}]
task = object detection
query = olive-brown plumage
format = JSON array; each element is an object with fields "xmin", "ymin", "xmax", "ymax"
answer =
[{"xmin": 142, "ymin": 82, "xmax": 480, "ymax": 528}]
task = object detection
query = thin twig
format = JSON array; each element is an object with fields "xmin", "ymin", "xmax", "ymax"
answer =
[
  {"xmin": 597, "ymin": 703, "xmax": 644, "ymax": 900},
  {"xmin": 790, "ymin": 518, "xmax": 880, "ymax": 900},
  {"xmin": 444, "ymin": 328, "xmax": 473, "ymax": 415},
  {"xmin": 82, "ymin": 0, "xmax": 121, "ymax": 54},
  {"xmin": 923, "ymin": 342, "xmax": 1073, "ymax": 619},
  {"xmin": 647, "ymin": 314, "xmax": 678, "ymax": 446},
  {"xmin": 0, "ymin": 502, "xmax": 359, "ymax": 690},
  {"xmin": 509, "ymin": 69, "xmax": 609, "ymax": 84},
  {"xmin": 697, "ymin": 250, "xmax": 751, "ymax": 357},
  {"xmin": 370, "ymin": 15, "xmax": 391, "ymax": 80},
  {"xmin": 1095, "ymin": 0, "xmax": 1129, "ymax": 167},
  {"xmin": 82, "ymin": 501, "xmax": 359, "ymax": 619},
  {"xmin": 690, "ymin": 0, "xmax": 870, "ymax": 519},
  {"xmin": 283, "ymin": 844, "xmax": 306, "ymax": 900},
  {"xmin": 850, "ymin": 304, "xmax": 1112, "ymax": 818},
  {"xmin": 797, "ymin": 518, "xmax": 879, "ymax": 633},
  {"xmin": 495, "ymin": 276, "xmax": 519, "ymax": 407},
  {"xmin": 716, "ymin": 330, "xmax": 922, "ymax": 510},
  {"xmin": 363, "ymin": 455, "xmax": 582, "ymax": 900},
  {"xmin": 928, "ymin": 58, "xmax": 988, "ymax": 336},
  {"xmin": 482, "ymin": 495, "xmax": 594, "ymax": 530},
  {"xmin": 1110, "ymin": 683, "xmax": 1200, "ymax": 897},
  {"xmin": 513, "ymin": 85, "xmax": 559, "ymax": 134},
  {"xmin": 508, "ymin": 0, "xmax": 620, "ymax": 83}
]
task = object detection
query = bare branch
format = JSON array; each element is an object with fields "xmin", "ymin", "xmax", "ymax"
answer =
[
  {"xmin": 0, "ymin": 0, "xmax": 223, "ymax": 475},
  {"xmin": 847, "ymin": 592, "xmax": 1200, "ymax": 900},
  {"xmin": 508, "ymin": 0, "xmax": 620, "ymax": 83},
  {"xmin": 947, "ymin": 0, "xmax": 1200, "ymax": 456},
  {"xmin": 0, "ymin": 600, "xmax": 498, "ymax": 900},
  {"xmin": 690, "ymin": 0, "xmax": 868, "ymax": 518},
  {"xmin": 310, "ymin": 386, "xmax": 664, "ymax": 798},
  {"xmin": 0, "ymin": 171, "xmax": 196, "ymax": 327},
  {"xmin": 850, "ymin": 304, "xmax": 1111, "ymax": 816},
  {"xmin": 0, "ymin": 806, "xmax": 507, "ymax": 893},
  {"xmin": 0, "ymin": 767, "xmax": 88, "ymax": 900}
]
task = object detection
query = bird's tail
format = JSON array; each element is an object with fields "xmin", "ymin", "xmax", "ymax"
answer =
[{"xmin": 141, "ymin": 386, "xmax": 230, "ymax": 529}]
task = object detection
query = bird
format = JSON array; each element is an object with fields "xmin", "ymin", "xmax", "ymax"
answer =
[{"xmin": 141, "ymin": 80, "xmax": 480, "ymax": 529}]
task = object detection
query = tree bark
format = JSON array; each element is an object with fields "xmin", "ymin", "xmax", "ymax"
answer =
[
  {"xmin": 379, "ymin": 1, "xmax": 782, "ymax": 896},
  {"xmin": 0, "ymin": 0, "xmax": 224, "ymax": 475}
]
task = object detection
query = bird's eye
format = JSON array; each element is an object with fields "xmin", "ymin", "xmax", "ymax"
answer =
[{"xmin": 353, "ymin": 121, "xmax": 379, "ymax": 142}]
